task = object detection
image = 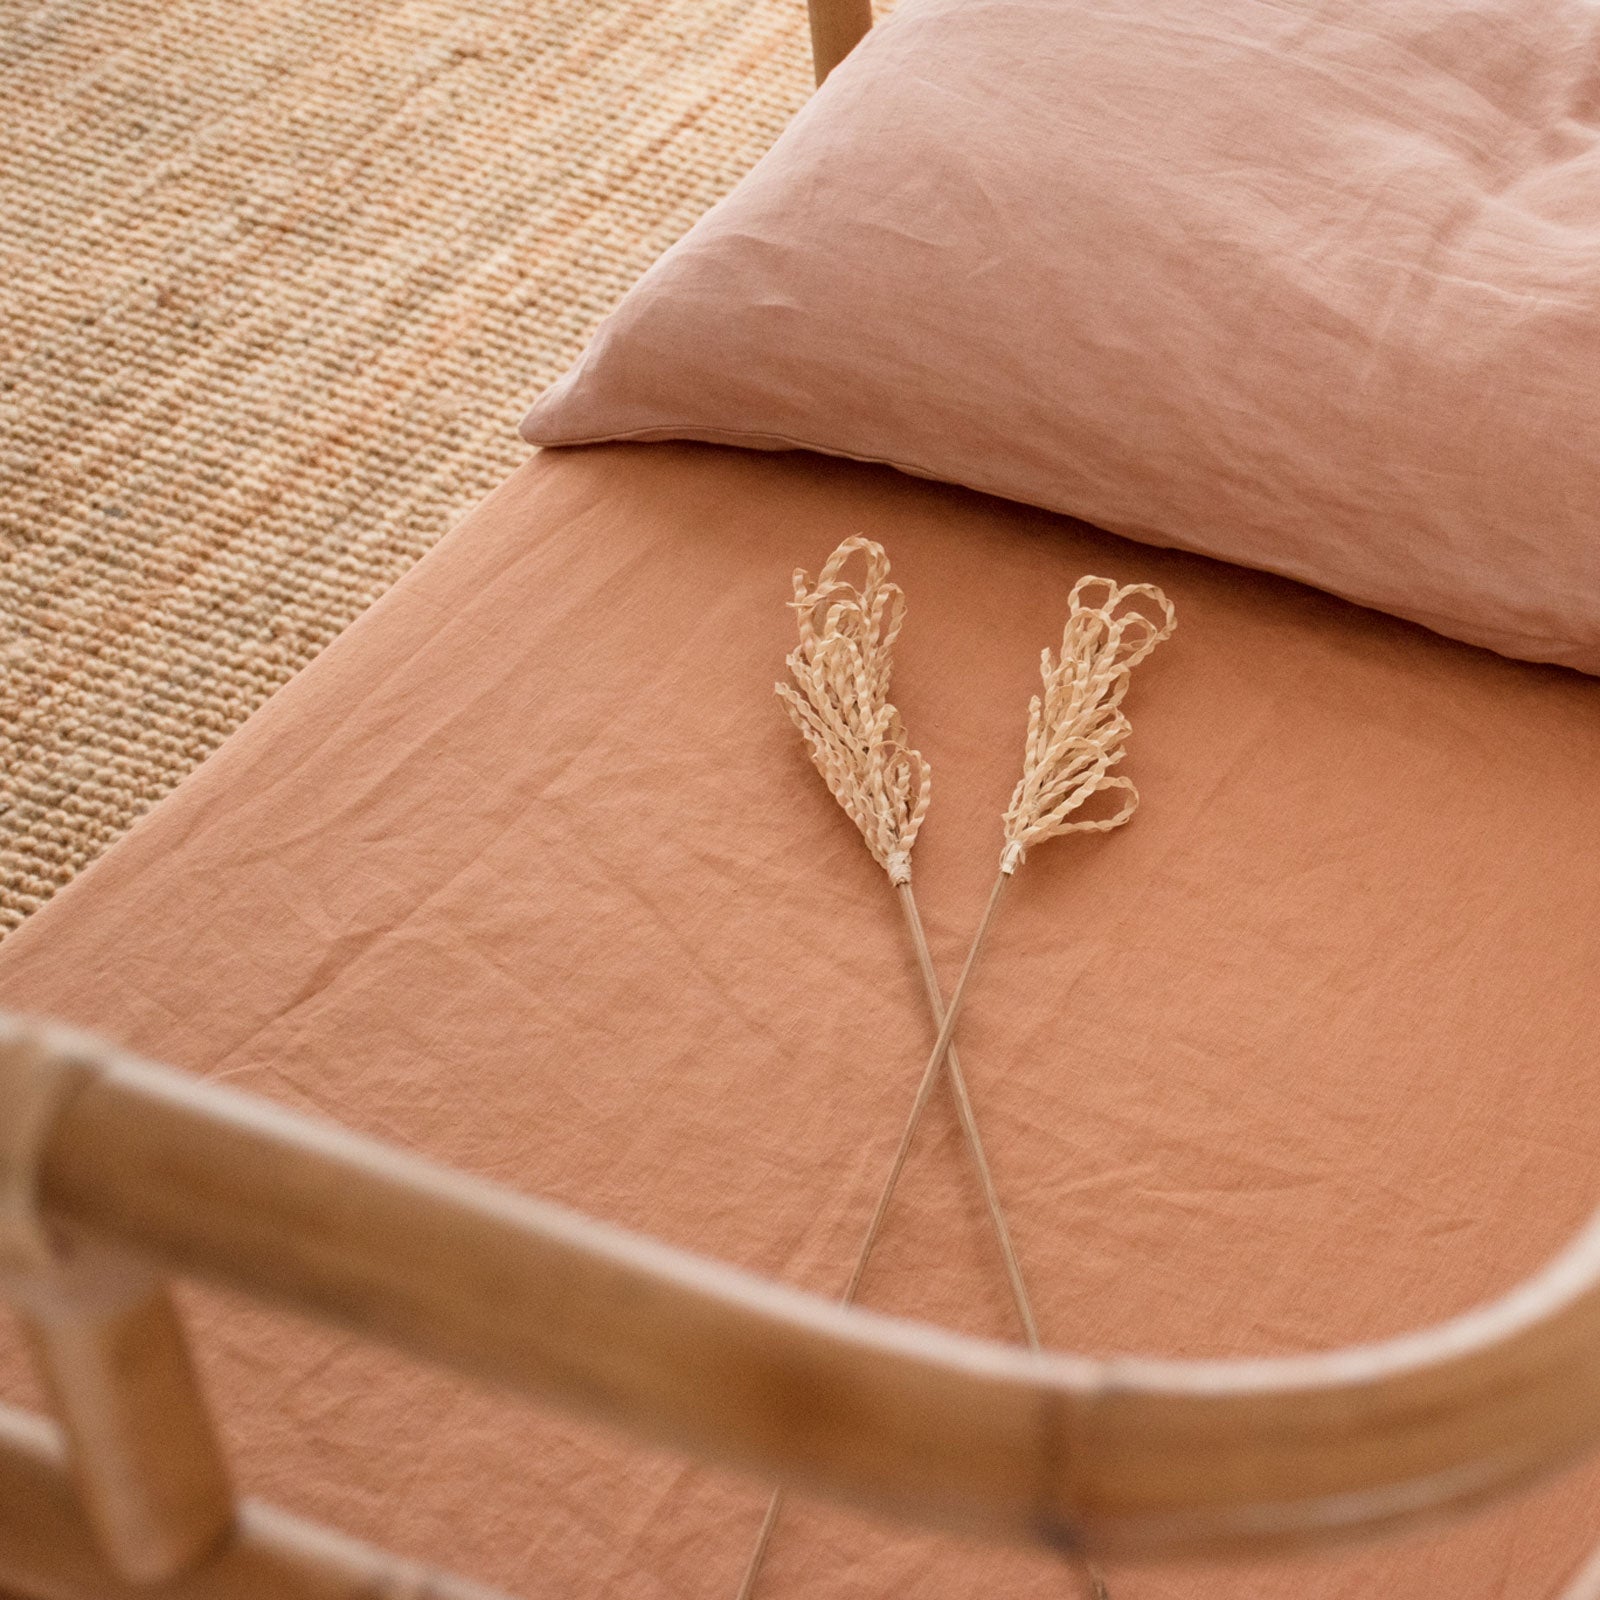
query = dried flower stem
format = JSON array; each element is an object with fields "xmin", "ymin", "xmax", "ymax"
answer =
[
  {"xmin": 895, "ymin": 880, "xmax": 1035, "ymax": 1339},
  {"xmin": 905, "ymin": 577, "xmax": 1176, "ymax": 1191},
  {"xmin": 743, "ymin": 539, "xmax": 1073, "ymax": 1598},
  {"xmin": 734, "ymin": 874, "xmax": 1082, "ymax": 1600},
  {"xmin": 772, "ymin": 539, "xmax": 1032, "ymax": 1310},
  {"xmin": 753, "ymin": 555, "xmax": 1169, "ymax": 1600},
  {"xmin": 805, "ymin": 575, "xmax": 1173, "ymax": 1600}
]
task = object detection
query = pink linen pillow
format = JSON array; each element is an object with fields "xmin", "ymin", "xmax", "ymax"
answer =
[{"xmin": 523, "ymin": 0, "xmax": 1600, "ymax": 673}]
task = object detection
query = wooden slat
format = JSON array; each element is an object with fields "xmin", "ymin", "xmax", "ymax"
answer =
[
  {"xmin": 0, "ymin": 1023, "xmax": 233, "ymax": 1585},
  {"xmin": 24, "ymin": 1279, "xmax": 233, "ymax": 1583},
  {"xmin": 0, "ymin": 1402, "xmax": 511, "ymax": 1600},
  {"xmin": 17, "ymin": 1036, "xmax": 1600, "ymax": 1559}
]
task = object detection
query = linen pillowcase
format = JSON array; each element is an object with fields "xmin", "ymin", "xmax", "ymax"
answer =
[{"xmin": 522, "ymin": 0, "xmax": 1600, "ymax": 673}]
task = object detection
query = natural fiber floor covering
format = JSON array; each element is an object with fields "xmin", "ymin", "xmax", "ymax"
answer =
[{"xmin": 0, "ymin": 0, "xmax": 816, "ymax": 937}]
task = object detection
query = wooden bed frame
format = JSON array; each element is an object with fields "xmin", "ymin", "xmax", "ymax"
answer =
[
  {"xmin": 7, "ymin": 1006, "xmax": 1600, "ymax": 1599},
  {"xmin": 809, "ymin": 0, "xmax": 873, "ymax": 82},
  {"xmin": 5, "ymin": 8, "xmax": 1600, "ymax": 1599}
]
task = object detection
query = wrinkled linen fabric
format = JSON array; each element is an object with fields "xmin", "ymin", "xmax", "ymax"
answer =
[
  {"xmin": 4, "ymin": 441, "xmax": 1600, "ymax": 1597},
  {"xmin": 522, "ymin": 0, "xmax": 1600, "ymax": 673}
]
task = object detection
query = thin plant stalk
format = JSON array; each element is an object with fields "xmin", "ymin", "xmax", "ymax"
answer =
[
  {"xmin": 771, "ymin": 538, "xmax": 1038, "ymax": 1320},
  {"xmin": 756, "ymin": 552, "xmax": 1173, "ymax": 1600},
  {"xmin": 900, "ymin": 867, "xmax": 1011, "ymax": 1145},
  {"xmin": 898, "ymin": 881, "xmax": 1112, "ymax": 1600},
  {"xmin": 751, "ymin": 573, "xmax": 1178, "ymax": 1600},
  {"xmin": 896, "ymin": 880, "xmax": 1035, "ymax": 1341},
  {"xmin": 735, "ymin": 872, "xmax": 1113, "ymax": 1600},
  {"xmin": 751, "ymin": 538, "xmax": 1098, "ymax": 1596},
  {"xmin": 897, "ymin": 576, "xmax": 1178, "ymax": 1281}
]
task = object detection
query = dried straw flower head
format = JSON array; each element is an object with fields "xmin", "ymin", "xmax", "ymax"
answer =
[
  {"xmin": 1000, "ymin": 575, "xmax": 1176, "ymax": 872},
  {"xmin": 776, "ymin": 537, "xmax": 932, "ymax": 885}
]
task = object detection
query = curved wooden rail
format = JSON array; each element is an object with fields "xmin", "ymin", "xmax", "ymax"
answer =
[{"xmin": 6, "ymin": 1018, "xmax": 1600, "ymax": 1569}]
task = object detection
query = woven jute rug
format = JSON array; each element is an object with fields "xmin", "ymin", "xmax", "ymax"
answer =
[{"xmin": 0, "ymin": 0, "xmax": 816, "ymax": 936}]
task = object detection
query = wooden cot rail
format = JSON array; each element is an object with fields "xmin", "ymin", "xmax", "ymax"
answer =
[
  {"xmin": 806, "ymin": 0, "xmax": 872, "ymax": 82},
  {"xmin": 0, "ymin": 1402, "xmax": 513, "ymax": 1600},
  {"xmin": 6, "ymin": 1016, "xmax": 1600, "ymax": 1598}
]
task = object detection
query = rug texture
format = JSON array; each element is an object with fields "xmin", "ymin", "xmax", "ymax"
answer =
[{"xmin": 0, "ymin": 0, "xmax": 814, "ymax": 936}]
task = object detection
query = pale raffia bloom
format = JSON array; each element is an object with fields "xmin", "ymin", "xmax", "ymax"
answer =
[
  {"xmin": 1000, "ymin": 575, "xmax": 1175, "ymax": 873},
  {"xmin": 775, "ymin": 537, "xmax": 931, "ymax": 886}
]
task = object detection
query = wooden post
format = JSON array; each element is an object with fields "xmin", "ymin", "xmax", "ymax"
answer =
[
  {"xmin": 0, "ymin": 1401, "xmax": 511, "ymax": 1600},
  {"xmin": 807, "ymin": 0, "xmax": 872, "ymax": 83},
  {"xmin": 0, "ymin": 1022, "xmax": 234, "ymax": 1585}
]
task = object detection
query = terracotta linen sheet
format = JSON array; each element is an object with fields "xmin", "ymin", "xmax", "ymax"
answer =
[{"xmin": 3, "ymin": 441, "xmax": 1600, "ymax": 1599}]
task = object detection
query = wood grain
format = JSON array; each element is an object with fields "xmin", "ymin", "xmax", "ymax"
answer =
[
  {"xmin": 1, "ymin": 1022, "xmax": 230, "ymax": 1584},
  {"xmin": 0, "ymin": 1402, "xmax": 511, "ymax": 1600},
  {"xmin": 24, "ymin": 1280, "xmax": 233, "ymax": 1584},
  {"xmin": 807, "ymin": 0, "xmax": 872, "ymax": 81}
]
